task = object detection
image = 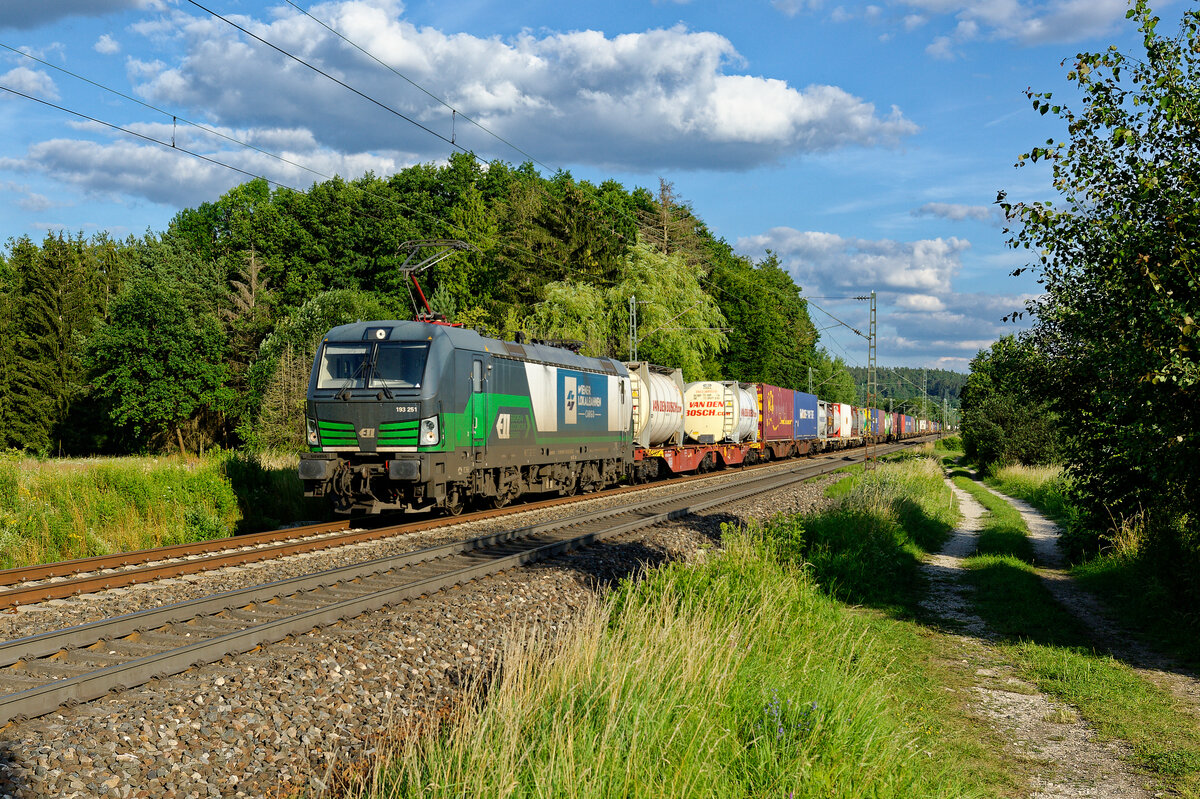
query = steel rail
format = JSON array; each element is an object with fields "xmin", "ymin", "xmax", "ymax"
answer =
[
  {"xmin": 0, "ymin": 518, "xmax": 352, "ymax": 585},
  {"xmin": 0, "ymin": 438, "xmax": 932, "ymax": 609},
  {"xmin": 0, "ymin": 443, "xmax": 916, "ymax": 726}
]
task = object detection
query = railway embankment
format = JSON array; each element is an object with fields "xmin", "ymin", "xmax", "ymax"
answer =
[
  {"xmin": 3, "ymin": 444, "xmax": 1198, "ymax": 797},
  {"xmin": 0, "ymin": 457, "xmax": 848, "ymax": 797},
  {"xmin": 349, "ymin": 444, "xmax": 1200, "ymax": 799}
]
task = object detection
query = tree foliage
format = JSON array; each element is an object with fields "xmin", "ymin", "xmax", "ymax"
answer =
[
  {"xmin": 1000, "ymin": 2, "xmax": 1199, "ymax": 598},
  {"xmin": 87, "ymin": 280, "xmax": 229, "ymax": 454},
  {"xmin": 960, "ymin": 337, "xmax": 1060, "ymax": 467},
  {"xmin": 1, "ymin": 156, "xmax": 871, "ymax": 454}
]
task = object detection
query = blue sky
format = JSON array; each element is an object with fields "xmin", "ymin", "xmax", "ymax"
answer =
[{"xmin": 0, "ymin": 0, "xmax": 1165, "ymax": 369}]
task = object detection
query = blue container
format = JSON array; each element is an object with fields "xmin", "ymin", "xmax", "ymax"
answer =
[{"xmin": 793, "ymin": 391, "xmax": 819, "ymax": 440}]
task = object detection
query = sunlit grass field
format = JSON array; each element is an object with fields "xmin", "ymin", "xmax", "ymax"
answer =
[{"xmin": 0, "ymin": 451, "xmax": 324, "ymax": 568}]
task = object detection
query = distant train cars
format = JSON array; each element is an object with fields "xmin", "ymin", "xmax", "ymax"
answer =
[{"xmin": 298, "ymin": 319, "xmax": 939, "ymax": 514}]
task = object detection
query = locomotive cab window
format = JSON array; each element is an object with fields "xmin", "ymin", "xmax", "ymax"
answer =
[
  {"xmin": 317, "ymin": 344, "xmax": 371, "ymax": 390},
  {"xmin": 371, "ymin": 342, "xmax": 429, "ymax": 389},
  {"xmin": 472, "ymin": 359, "xmax": 483, "ymax": 393},
  {"xmin": 316, "ymin": 341, "xmax": 429, "ymax": 391}
]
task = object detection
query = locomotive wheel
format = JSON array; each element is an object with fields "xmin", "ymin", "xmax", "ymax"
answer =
[
  {"xmin": 492, "ymin": 493, "xmax": 511, "ymax": 509},
  {"xmin": 444, "ymin": 491, "xmax": 465, "ymax": 516},
  {"xmin": 561, "ymin": 472, "xmax": 578, "ymax": 497}
]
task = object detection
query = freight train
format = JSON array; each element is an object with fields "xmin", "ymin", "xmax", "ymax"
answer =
[{"xmin": 298, "ymin": 319, "xmax": 941, "ymax": 514}]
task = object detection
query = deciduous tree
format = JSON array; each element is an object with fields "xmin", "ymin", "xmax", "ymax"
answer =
[{"xmin": 1000, "ymin": 2, "xmax": 1199, "ymax": 584}]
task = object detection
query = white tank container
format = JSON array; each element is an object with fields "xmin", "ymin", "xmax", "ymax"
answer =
[
  {"xmin": 682, "ymin": 381, "xmax": 732, "ymax": 444},
  {"xmin": 736, "ymin": 383, "xmax": 759, "ymax": 442},
  {"xmin": 627, "ymin": 362, "xmax": 684, "ymax": 447}
]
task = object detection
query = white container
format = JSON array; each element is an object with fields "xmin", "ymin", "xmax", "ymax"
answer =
[
  {"xmin": 832, "ymin": 403, "xmax": 853, "ymax": 439},
  {"xmin": 736, "ymin": 383, "xmax": 759, "ymax": 442},
  {"xmin": 684, "ymin": 381, "xmax": 741, "ymax": 444},
  {"xmin": 627, "ymin": 362, "xmax": 684, "ymax": 447}
]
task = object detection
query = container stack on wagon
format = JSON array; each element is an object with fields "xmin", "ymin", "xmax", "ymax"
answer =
[{"xmin": 635, "ymin": 374, "xmax": 935, "ymax": 475}]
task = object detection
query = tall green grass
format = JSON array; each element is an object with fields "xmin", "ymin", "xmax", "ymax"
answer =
[
  {"xmin": 982, "ymin": 463, "xmax": 1200, "ymax": 666},
  {"xmin": 0, "ymin": 451, "xmax": 326, "ymax": 568},
  {"xmin": 348, "ymin": 458, "xmax": 1013, "ymax": 798},
  {"xmin": 984, "ymin": 464, "xmax": 1075, "ymax": 527},
  {"xmin": 353, "ymin": 533, "xmax": 997, "ymax": 799},
  {"xmin": 782, "ymin": 459, "xmax": 957, "ymax": 614}
]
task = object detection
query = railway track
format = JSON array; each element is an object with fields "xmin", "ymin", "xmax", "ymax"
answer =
[
  {"xmin": 0, "ymin": 439, "xmax": 931, "ymax": 610},
  {"xmin": 0, "ymin": 439, "xmax": 925, "ymax": 726}
]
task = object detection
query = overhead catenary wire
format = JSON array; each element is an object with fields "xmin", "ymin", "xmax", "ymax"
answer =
[
  {"xmin": 182, "ymin": 0, "xmax": 462, "ymax": 154},
  {"xmin": 0, "ymin": 84, "xmax": 301, "ymax": 193},
  {"xmin": 2, "ymin": 29, "xmax": 641, "ymax": 286},
  {"xmin": 0, "ymin": 42, "xmax": 344, "ymax": 188},
  {"xmin": 279, "ymin": 0, "xmax": 557, "ymax": 176}
]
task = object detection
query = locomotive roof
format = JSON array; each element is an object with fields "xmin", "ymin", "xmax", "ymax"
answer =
[{"xmin": 322, "ymin": 320, "xmax": 626, "ymax": 376}]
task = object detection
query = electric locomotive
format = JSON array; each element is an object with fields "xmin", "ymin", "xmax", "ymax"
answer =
[{"xmin": 298, "ymin": 320, "xmax": 632, "ymax": 514}]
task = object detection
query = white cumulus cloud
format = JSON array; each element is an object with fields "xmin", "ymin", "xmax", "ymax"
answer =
[
  {"xmin": 124, "ymin": 5, "xmax": 916, "ymax": 171},
  {"xmin": 0, "ymin": 128, "xmax": 408, "ymax": 209},
  {"xmin": 0, "ymin": 67, "xmax": 60, "ymax": 101},
  {"xmin": 913, "ymin": 201, "xmax": 995, "ymax": 221},
  {"xmin": 738, "ymin": 226, "xmax": 968, "ymax": 295},
  {"xmin": 737, "ymin": 226, "xmax": 1037, "ymax": 366},
  {"xmin": 94, "ymin": 34, "xmax": 121, "ymax": 55}
]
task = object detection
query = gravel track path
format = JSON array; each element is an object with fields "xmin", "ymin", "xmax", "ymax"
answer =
[
  {"xmin": 0, "ymin": 470, "xmax": 842, "ymax": 799},
  {"xmin": 926, "ymin": 478, "xmax": 1157, "ymax": 799},
  {"xmin": 974, "ymin": 480, "xmax": 1200, "ymax": 727}
]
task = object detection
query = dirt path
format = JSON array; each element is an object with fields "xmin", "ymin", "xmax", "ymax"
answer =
[
  {"xmin": 973, "ymin": 480, "xmax": 1200, "ymax": 723},
  {"xmin": 922, "ymin": 479, "xmax": 1158, "ymax": 799}
]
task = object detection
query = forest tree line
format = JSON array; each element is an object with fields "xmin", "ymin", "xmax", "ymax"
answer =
[
  {"xmin": 0, "ymin": 154, "xmax": 859, "ymax": 456},
  {"xmin": 846, "ymin": 366, "xmax": 964, "ymax": 424}
]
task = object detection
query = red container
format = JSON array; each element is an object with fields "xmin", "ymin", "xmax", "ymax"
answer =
[{"xmin": 757, "ymin": 384, "xmax": 795, "ymax": 441}]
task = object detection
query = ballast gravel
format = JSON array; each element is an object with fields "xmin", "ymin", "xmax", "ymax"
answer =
[{"xmin": 0, "ymin": 469, "xmax": 842, "ymax": 799}]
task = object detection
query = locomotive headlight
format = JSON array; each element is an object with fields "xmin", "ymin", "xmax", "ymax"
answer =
[
  {"xmin": 419, "ymin": 415, "xmax": 440, "ymax": 446},
  {"xmin": 306, "ymin": 418, "xmax": 319, "ymax": 446}
]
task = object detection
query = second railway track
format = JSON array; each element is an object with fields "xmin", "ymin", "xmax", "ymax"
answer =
[{"xmin": 0, "ymin": 440, "xmax": 924, "ymax": 726}]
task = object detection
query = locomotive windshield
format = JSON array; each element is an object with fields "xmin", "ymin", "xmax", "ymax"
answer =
[
  {"xmin": 317, "ymin": 344, "xmax": 371, "ymax": 390},
  {"xmin": 315, "ymin": 341, "xmax": 429, "ymax": 391},
  {"xmin": 370, "ymin": 342, "xmax": 429, "ymax": 389}
]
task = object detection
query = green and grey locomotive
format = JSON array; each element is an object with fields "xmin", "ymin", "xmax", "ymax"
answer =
[{"xmin": 298, "ymin": 320, "xmax": 632, "ymax": 514}]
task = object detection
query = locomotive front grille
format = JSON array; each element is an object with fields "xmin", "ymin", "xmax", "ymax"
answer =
[
  {"xmin": 378, "ymin": 420, "xmax": 419, "ymax": 447},
  {"xmin": 318, "ymin": 420, "xmax": 357, "ymax": 448}
]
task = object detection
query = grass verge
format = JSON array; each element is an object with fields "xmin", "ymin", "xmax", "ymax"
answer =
[
  {"xmin": 978, "ymin": 462, "xmax": 1200, "ymax": 668},
  {"xmin": 0, "ymin": 450, "xmax": 327, "ymax": 568},
  {"xmin": 949, "ymin": 476, "xmax": 1033, "ymax": 564},
  {"xmin": 345, "ymin": 458, "xmax": 1023, "ymax": 798},
  {"xmin": 983, "ymin": 464, "xmax": 1075, "ymax": 528},
  {"xmin": 962, "ymin": 551, "xmax": 1200, "ymax": 792}
]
